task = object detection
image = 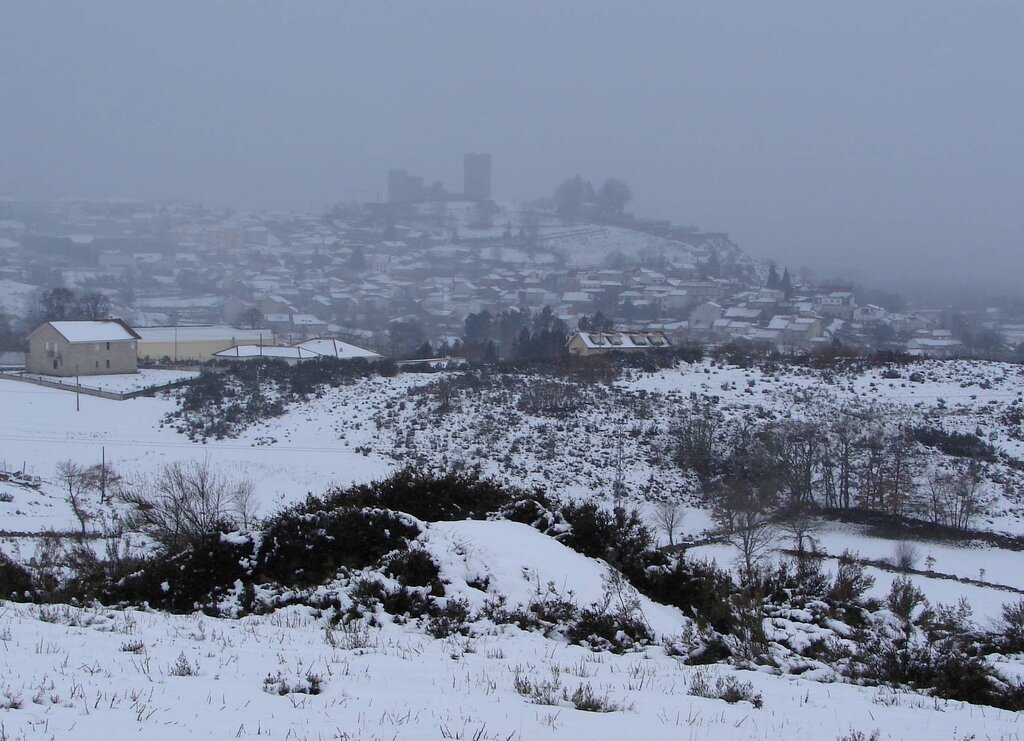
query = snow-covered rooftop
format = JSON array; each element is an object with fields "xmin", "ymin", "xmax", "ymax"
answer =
[
  {"xmin": 214, "ymin": 338, "xmax": 381, "ymax": 361},
  {"xmin": 213, "ymin": 344, "xmax": 323, "ymax": 360},
  {"xmin": 46, "ymin": 320, "xmax": 139, "ymax": 343},
  {"xmin": 294, "ymin": 338, "xmax": 382, "ymax": 360},
  {"xmin": 571, "ymin": 330, "xmax": 670, "ymax": 349},
  {"xmin": 134, "ymin": 325, "xmax": 275, "ymax": 343}
]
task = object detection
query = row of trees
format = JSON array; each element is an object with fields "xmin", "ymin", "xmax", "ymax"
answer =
[
  {"xmin": 552, "ymin": 175, "xmax": 633, "ymax": 220},
  {"xmin": 764, "ymin": 264, "xmax": 794, "ymax": 299},
  {"xmin": 461, "ymin": 306, "xmax": 569, "ymax": 363},
  {"xmin": 36, "ymin": 287, "xmax": 112, "ymax": 323},
  {"xmin": 677, "ymin": 408, "xmax": 991, "ymax": 539},
  {"xmin": 0, "ymin": 287, "xmax": 113, "ymax": 351}
]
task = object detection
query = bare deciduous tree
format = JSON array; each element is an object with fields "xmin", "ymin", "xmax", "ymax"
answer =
[
  {"xmin": 926, "ymin": 461, "xmax": 984, "ymax": 531},
  {"xmin": 117, "ymin": 459, "xmax": 255, "ymax": 551},
  {"xmin": 55, "ymin": 460, "xmax": 94, "ymax": 534},
  {"xmin": 893, "ymin": 541, "xmax": 920, "ymax": 572},
  {"xmin": 726, "ymin": 508, "xmax": 776, "ymax": 580},
  {"xmin": 653, "ymin": 501, "xmax": 684, "ymax": 547},
  {"xmin": 775, "ymin": 500, "xmax": 818, "ymax": 556},
  {"xmin": 712, "ymin": 479, "xmax": 776, "ymax": 580}
]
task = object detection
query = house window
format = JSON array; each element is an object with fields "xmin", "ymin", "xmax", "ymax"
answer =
[
  {"xmin": 106, "ymin": 359, "xmax": 110, "ymax": 369},
  {"xmin": 95, "ymin": 361, "xmax": 99, "ymax": 368},
  {"xmin": 53, "ymin": 359, "xmax": 57, "ymax": 370},
  {"xmin": 106, "ymin": 342, "xmax": 110, "ymax": 350}
]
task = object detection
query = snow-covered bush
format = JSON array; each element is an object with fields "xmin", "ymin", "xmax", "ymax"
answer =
[
  {"xmin": 687, "ymin": 670, "xmax": 763, "ymax": 708},
  {"xmin": 0, "ymin": 552, "xmax": 34, "ymax": 601},
  {"xmin": 257, "ymin": 507, "xmax": 420, "ymax": 588},
  {"xmin": 262, "ymin": 671, "xmax": 323, "ymax": 696}
]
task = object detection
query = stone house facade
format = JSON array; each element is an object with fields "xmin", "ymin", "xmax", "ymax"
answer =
[{"xmin": 26, "ymin": 320, "xmax": 140, "ymax": 377}]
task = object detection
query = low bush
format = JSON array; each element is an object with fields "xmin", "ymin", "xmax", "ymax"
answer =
[
  {"xmin": 318, "ymin": 467, "xmax": 533, "ymax": 522},
  {"xmin": 559, "ymin": 503, "xmax": 662, "ymax": 581},
  {"xmin": 263, "ymin": 671, "xmax": 323, "ymax": 696},
  {"xmin": 998, "ymin": 599, "xmax": 1024, "ymax": 653},
  {"xmin": 688, "ymin": 671, "xmax": 763, "ymax": 708},
  {"xmin": 106, "ymin": 531, "xmax": 256, "ymax": 614},
  {"xmin": 912, "ymin": 427, "xmax": 996, "ymax": 462},
  {"xmin": 425, "ymin": 598, "xmax": 470, "ymax": 638},
  {"xmin": 256, "ymin": 507, "xmax": 419, "ymax": 587},
  {"xmin": 168, "ymin": 651, "xmax": 199, "ymax": 677},
  {"xmin": 382, "ymin": 548, "xmax": 442, "ymax": 589},
  {"xmin": 566, "ymin": 606, "xmax": 653, "ymax": 653},
  {"xmin": 828, "ymin": 551, "xmax": 875, "ymax": 605},
  {"xmin": 0, "ymin": 552, "xmax": 35, "ymax": 601},
  {"xmin": 643, "ymin": 556, "xmax": 736, "ymax": 634}
]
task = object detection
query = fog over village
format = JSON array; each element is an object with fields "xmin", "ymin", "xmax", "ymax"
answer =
[{"xmin": 1, "ymin": 3, "xmax": 1023, "ymax": 740}]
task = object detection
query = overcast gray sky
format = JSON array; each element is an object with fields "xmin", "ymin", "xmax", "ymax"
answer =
[{"xmin": 1, "ymin": 2, "xmax": 1021, "ymax": 295}]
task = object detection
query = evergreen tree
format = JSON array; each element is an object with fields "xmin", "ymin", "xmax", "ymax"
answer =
[{"xmin": 781, "ymin": 268, "xmax": 794, "ymax": 299}]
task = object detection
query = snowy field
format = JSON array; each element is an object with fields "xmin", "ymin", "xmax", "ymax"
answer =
[
  {"xmin": 0, "ymin": 278, "xmax": 35, "ymax": 316},
  {"xmin": 16, "ymin": 368, "xmax": 199, "ymax": 394},
  {"xmin": 0, "ymin": 374, "xmax": 413, "ymax": 527},
  {"xmin": 2, "ymin": 604, "xmax": 1022, "ymax": 740},
  {"xmin": 5, "ymin": 358, "xmax": 1024, "ymax": 737},
  {"xmin": 3, "ymin": 519, "xmax": 1024, "ymax": 740}
]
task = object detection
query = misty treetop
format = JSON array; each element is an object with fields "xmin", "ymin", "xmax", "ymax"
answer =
[{"xmin": 552, "ymin": 175, "xmax": 633, "ymax": 221}]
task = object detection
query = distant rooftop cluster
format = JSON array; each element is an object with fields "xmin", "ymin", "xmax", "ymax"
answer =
[{"xmin": 0, "ymin": 194, "xmax": 1016, "ymax": 363}]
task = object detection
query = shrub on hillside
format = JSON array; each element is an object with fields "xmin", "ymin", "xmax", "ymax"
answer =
[
  {"xmin": 169, "ymin": 357, "xmax": 392, "ymax": 440},
  {"xmin": 854, "ymin": 637, "xmax": 1024, "ymax": 710},
  {"xmin": 499, "ymin": 494, "xmax": 566, "ymax": 535},
  {"xmin": 382, "ymin": 548, "xmax": 442, "ymax": 589},
  {"xmin": 105, "ymin": 531, "xmax": 256, "ymax": 614},
  {"xmin": 0, "ymin": 552, "xmax": 34, "ymax": 601},
  {"xmin": 318, "ymin": 466, "xmax": 532, "ymax": 522},
  {"xmin": 642, "ymin": 556, "xmax": 736, "ymax": 634},
  {"xmin": 117, "ymin": 459, "xmax": 256, "ymax": 553},
  {"xmin": 566, "ymin": 605, "xmax": 653, "ymax": 653},
  {"xmin": 911, "ymin": 427, "xmax": 996, "ymax": 462},
  {"xmin": 688, "ymin": 671, "xmax": 764, "ymax": 708},
  {"xmin": 828, "ymin": 551, "xmax": 876, "ymax": 605},
  {"xmin": 559, "ymin": 503, "xmax": 662, "ymax": 581},
  {"xmin": 256, "ymin": 506, "xmax": 420, "ymax": 587},
  {"xmin": 997, "ymin": 599, "xmax": 1024, "ymax": 653}
]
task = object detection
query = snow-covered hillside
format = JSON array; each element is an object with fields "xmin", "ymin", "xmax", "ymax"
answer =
[
  {"xmin": 6, "ymin": 357, "xmax": 1024, "ymax": 736},
  {"xmin": 1, "ymin": 524, "xmax": 1023, "ymax": 740},
  {"xmin": 409, "ymin": 199, "xmax": 755, "ymax": 271},
  {"xmin": 0, "ymin": 278, "xmax": 35, "ymax": 316}
]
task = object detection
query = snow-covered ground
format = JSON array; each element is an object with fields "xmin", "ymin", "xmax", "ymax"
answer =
[
  {"xmin": 3, "ymin": 519, "xmax": 1024, "ymax": 740},
  {"xmin": 16, "ymin": 369, "xmax": 199, "ymax": 394},
  {"xmin": 0, "ymin": 278, "xmax": 35, "ymax": 316},
  {"xmin": 545, "ymin": 224, "xmax": 698, "ymax": 267},
  {"xmin": 0, "ymin": 375, "xmax": 410, "ymax": 526},
  {"xmin": 6, "ymin": 358, "xmax": 1024, "ymax": 736},
  {"xmin": 2, "ymin": 603, "xmax": 1021, "ymax": 740}
]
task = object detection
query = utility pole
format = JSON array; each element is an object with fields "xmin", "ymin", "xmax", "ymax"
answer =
[
  {"xmin": 612, "ymin": 434, "xmax": 626, "ymax": 501},
  {"xmin": 76, "ymin": 363, "xmax": 80, "ymax": 412},
  {"xmin": 101, "ymin": 446, "xmax": 106, "ymax": 502}
]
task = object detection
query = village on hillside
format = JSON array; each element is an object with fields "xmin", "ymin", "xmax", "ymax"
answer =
[{"xmin": 1, "ymin": 158, "xmax": 1019, "ymax": 371}]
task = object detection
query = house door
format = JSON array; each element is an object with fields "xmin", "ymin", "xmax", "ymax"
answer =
[{"xmin": 53, "ymin": 359, "xmax": 58, "ymax": 370}]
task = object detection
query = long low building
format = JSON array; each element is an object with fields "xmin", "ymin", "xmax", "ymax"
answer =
[
  {"xmin": 213, "ymin": 337, "xmax": 382, "ymax": 365},
  {"xmin": 134, "ymin": 325, "xmax": 276, "ymax": 362},
  {"xmin": 566, "ymin": 330, "xmax": 671, "ymax": 357}
]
